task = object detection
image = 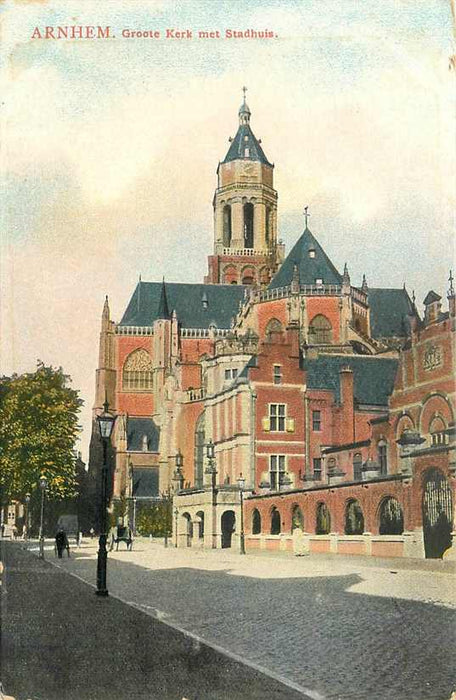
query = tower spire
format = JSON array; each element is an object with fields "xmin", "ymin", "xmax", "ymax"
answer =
[
  {"xmin": 303, "ymin": 205, "xmax": 310, "ymax": 230},
  {"xmin": 157, "ymin": 278, "xmax": 171, "ymax": 320},
  {"xmin": 238, "ymin": 86, "xmax": 251, "ymax": 125}
]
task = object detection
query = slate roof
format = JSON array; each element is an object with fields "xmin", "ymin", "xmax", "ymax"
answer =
[
  {"xmin": 223, "ymin": 123, "xmax": 272, "ymax": 166},
  {"xmin": 269, "ymin": 228, "xmax": 343, "ymax": 289},
  {"xmin": 120, "ymin": 282, "xmax": 246, "ymax": 329},
  {"xmin": 303, "ymin": 354, "xmax": 398, "ymax": 406},
  {"xmin": 127, "ymin": 417, "xmax": 160, "ymax": 452},
  {"xmin": 132, "ymin": 468, "xmax": 159, "ymax": 498},
  {"xmin": 368, "ymin": 288, "xmax": 416, "ymax": 339},
  {"xmin": 423, "ymin": 290, "xmax": 441, "ymax": 305}
]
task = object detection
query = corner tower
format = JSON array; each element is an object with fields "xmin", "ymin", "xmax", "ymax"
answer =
[{"xmin": 205, "ymin": 90, "xmax": 284, "ymax": 286}]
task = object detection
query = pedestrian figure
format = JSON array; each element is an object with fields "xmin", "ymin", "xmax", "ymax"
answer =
[
  {"xmin": 1, "ymin": 524, "xmax": 4, "ymax": 538},
  {"xmin": 89, "ymin": 527, "xmax": 95, "ymax": 539},
  {"xmin": 55, "ymin": 528, "xmax": 70, "ymax": 558},
  {"xmin": 12, "ymin": 525, "xmax": 18, "ymax": 540},
  {"xmin": 77, "ymin": 531, "xmax": 82, "ymax": 547}
]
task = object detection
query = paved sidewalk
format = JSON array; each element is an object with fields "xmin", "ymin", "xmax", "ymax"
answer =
[
  {"xmin": 1, "ymin": 542, "xmax": 308, "ymax": 700},
  {"xmin": 22, "ymin": 537, "xmax": 456, "ymax": 700}
]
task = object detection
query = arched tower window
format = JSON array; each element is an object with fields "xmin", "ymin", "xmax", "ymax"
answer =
[
  {"xmin": 252, "ymin": 509, "xmax": 261, "ymax": 535},
  {"xmin": 308, "ymin": 315, "xmax": 332, "ymax": 345},
  {"xmin": 223, "ymin": 205, "xmax": 232, "ymax": 248},
  {"xmin": 353, "ymin": 453, "xmax": 363, "ymax": 481},
  {"xmin": 122, "ymin": 349, "xmax": 153, "ymax": 390},
  {"xmin": 194, "ymin": 412, "xmax": 205, "ymax": 488},
  {"xmin": 265, "ymin": 206, "xmax": 272, "ymax": 246},
  {"xmin": 243, "ymin": 203, "xmax": 254, "ymax": 249}
]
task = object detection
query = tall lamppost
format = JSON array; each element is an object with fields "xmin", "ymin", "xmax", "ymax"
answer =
[
  {"xmin": 237, "ymin": 473, "xmax": 246, "ymax": 555},
  {"xmin": 38, "ymin": 475, "xmax": 47, "ymax": 559},
  {"xmin": 96, "ymin": 398, "xmax": 116, "ymax": 598},
  {"xmin": 24, "ymin": 493, "xmax": 31, "ymax": 541},
  {"xmin": 205, "ymin": 440, "xmax": 218, "ymax": 549},
  {"xmin": 174, "ymin": 507, "xmax": 179, "ymax": 548},
  {"xmin": 132, "ymin": 497, "xmax": 137, "ymax": 537}
]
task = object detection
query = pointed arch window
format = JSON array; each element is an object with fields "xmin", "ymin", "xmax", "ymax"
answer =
[
  {"xmin": 316, "ymin": 502, "xmax": 331, "ymax": 534},
  {"xmin": 430, "ymin": 416, "xmax": 447, "ymax": 446},
  {"xmin": 270, "ymin": 507, "xmax": 281, "ymax": 535},
  {"xmin": 345, "ymin": 499, "xmax": 364, "ymax": 535},
  {"xmin": 308, "ymin": 315, "xmax": 332, "ymax": 345},
  {"xmin": 265, "ymin": 318, "xmax": 283, "ymax": 338},
  {"xmin": 122, "ymin": 349, "xmax": 153, "ymax": 390},
  {"xmin": 252, "ymin": 508, "xmax": 261, "ymax": 535}
]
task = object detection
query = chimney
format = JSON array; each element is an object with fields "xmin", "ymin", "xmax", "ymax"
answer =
[{"xmin": 340, "ymin": 366, "xmax": 354, "ymax": 444}]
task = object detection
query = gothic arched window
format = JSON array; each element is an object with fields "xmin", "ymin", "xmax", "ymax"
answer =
[
  {"xmin": 345, "ymin": 499, "xmax": 364, "ymax": 535},
  {"xmin": 378, "ymin": 440, "xmax": 388, "ymax": 475},
  {"xmin": 265, "ymin": 318, "xmax": 283, "ymax": 338},
  {"xmin": 430, "ymin": 416, "xmax": 447, "ymax": 446},
  {"xmin": 379, "ymin": 497, "xmax": 404, "ymax": 535},
  {"xmin": 252, "ymin": 508, "xmax": 261, "ymax": 534},
  {"xmin": 291, "ymin": 505, "xmax": 304, "ymax": 532},
  {"xmin": 316, "ymin": 502, "xmax": 331, "ymax": 534},
  {"xmin": 122, "ymin": 349, "xmax": 153, "ymax": 391},
  {"xmin": 308, "ymin": 315, "xmax": 332, "ymax": 345},
  {"xmin": 194, "ymin": 412, "xmax": 205, "ymax": 488},
  {"xmin": 270, "ymin": 507, "xmax": 281, "ymax": 535}
]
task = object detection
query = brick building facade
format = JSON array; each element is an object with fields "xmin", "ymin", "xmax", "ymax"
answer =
[{"xmin": 89, "ymin": 96, "xmax": 455, "ymax": 558}]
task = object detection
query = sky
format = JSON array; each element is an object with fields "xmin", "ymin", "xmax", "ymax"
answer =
[{"xmin": 1, "ymin": 0, "xmax": 455, "ymax": 459}]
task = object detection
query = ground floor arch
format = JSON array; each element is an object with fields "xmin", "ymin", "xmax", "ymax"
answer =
[
  {"xmin": 422, "ymin": 468, "xmax": 453, "ymax": 559},
  {"xmin": 221, "ymin": 510, "xmax": 236, "ymax": 548}
]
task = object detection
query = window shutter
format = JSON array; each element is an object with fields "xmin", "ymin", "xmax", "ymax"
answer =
[
  {"xmin": 262, "ymin": 416, "xmax": 270, "ymax": 432},
  {"xmin": 286, "ymin": 417, "xmax": 295, "ymax": 433}
]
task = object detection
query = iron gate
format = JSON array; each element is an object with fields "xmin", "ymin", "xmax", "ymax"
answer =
[{"xmin": 422, "ymin": 468, "xmax": 453, "ymax": 558}]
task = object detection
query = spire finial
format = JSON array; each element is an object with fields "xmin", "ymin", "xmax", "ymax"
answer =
[
  {"xmin": 238, "ymin": 88, "xmax": 251, "ymax": 125},
  {"xmin": 157, "ymin": 277, "xmax": 171, "ymax": 320},
  {"xmin": 303, "ymin": 205, "xmax": 310, "ymax": 229},
  {"xmin": 242, "ymin": 85, "xmax": 247, "ymax": 103},
  {"xmin": 448, "ymin": 270, "xmax": 454, "ymax": 297}
]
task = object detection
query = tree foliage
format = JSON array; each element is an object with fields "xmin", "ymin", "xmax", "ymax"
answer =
[
  {"xmin": 0, "ymin": 362, "xmax": 83, "ymax": 503},
  {"xmin": 136, "ymin": 499, "xmax": 172, "ymax": 537}
]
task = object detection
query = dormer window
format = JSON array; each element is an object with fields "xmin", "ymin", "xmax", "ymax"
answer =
[
  {"xmin": 244, "ymin": 148, "xmax": 250, "ymax": 157},
  {"xmin": 309, "ymin": 249, "xmax": 316, "ymax": 258},
  {"xmin": 202, "ymin": 293, "xmax": 208, "ymax": 310},
  {"xmin": 224, "ymin": 368, "xmax": 238, "ymax": 381},
  {"xmin": 244, "ymin": 135, "xmax": 248, "ymax": 142},
  {"xmin": 142, "ymin": 435, "xmax": 148, "ymax": 452},
  {"xmin": 315, "ymin": 278, "xmax": 323, "ymax": 286}
]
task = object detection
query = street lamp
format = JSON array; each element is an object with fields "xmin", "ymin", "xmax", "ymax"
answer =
[
  {"xmin": 205, "ymin": 440, "xmax": 218, "ymax": 549},
  {"xmin": 174, "ymin": 507, "xmax": 179, "ymax": 548},
  {"xmin": 96, "ymin": 398, "xmax": 116, "ymax": 597},
  {"xmin": 38, "ymin": 475, "xmax": 47, "ymax": 559},
  {"xmin": 237, "ymin": 473, "xmax": 246, "ymax": 555},
  {"xmin": 132, "ymin": 497, "xmax": 137, "ymax": 537},
  {"xmin": 24, "ymin": 493, "xmax": 31, "ymax": 541}
]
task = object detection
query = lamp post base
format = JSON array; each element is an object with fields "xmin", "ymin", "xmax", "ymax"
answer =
[
  {"xmin": 240, "ymin": 534, "xmax": 246, "ymax": 555},
  {"xmin": 96, "ymin": 533, "xmax": 109, "ymax": 597},
  {"xmin": 95, "ymin": 589, "xmax": 109, "ymax": 597}
]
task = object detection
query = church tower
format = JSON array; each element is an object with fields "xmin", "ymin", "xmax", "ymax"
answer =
[{"xmin": 205, "ymin": 90, "xmax": 284, "ymax": 286}]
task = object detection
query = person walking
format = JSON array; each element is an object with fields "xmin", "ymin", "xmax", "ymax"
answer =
[{"xmin": 55, "ymin": 528, "xmax": 70, "ymax": 558}]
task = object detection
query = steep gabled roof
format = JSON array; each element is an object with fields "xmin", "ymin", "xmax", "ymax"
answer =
[
  {"xmin": 223, "ymin": 123, "xmax": 272, "ymax": 166},
  {"xmin": 368, "ymin": 288, "xmax": 416, "ymax": 339},
  {"xmin": 269, "ymin": 228, "xmax": 343, "ymax": 289},
  {"xmin": 120, "ymin": 282, "xmax": 245, "ymax": 329},
  {"xmin": 303, "ymin": 354, "xmax": 398, "ymax": 406},
  {"xmin": 423, "ymin": 290, "xmax": 442, "ymax": 305}
]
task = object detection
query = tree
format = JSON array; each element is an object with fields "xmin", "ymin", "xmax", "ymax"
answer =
[
  {"xmin": 0, "ymin": 362, "xmax": 83, "ymax": 505},
  {"xmin": 136, "ymin": 497, "xmax": 172, "ymax": 537}
]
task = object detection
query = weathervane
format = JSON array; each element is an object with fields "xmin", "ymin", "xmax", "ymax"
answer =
[
  {"xmin": 304, "ymin": 205, "xmax": 310, "ymax": 228},
  {"xmin": 242, "ymin": 85, "xmax": 247, "ymax": 102},
  {"xmin": 449, "ymin": 270, "xmax": 454, "ymax": 297}
]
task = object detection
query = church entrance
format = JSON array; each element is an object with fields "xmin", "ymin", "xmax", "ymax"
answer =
[
  {"xmin": 422, "ymin": 468, "xmax": 453, "ymax": 559},
  {"xmin": 221, "ymin": 510, "xmax": 236, "ymax": 549}
]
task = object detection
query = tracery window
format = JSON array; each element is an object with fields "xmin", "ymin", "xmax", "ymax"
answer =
[
  {"xmin": 252, "ymin": 509, "xmax": 261, "ymax": 535},
  {"xmin": 291, "ymin": 505, "xmax": 304, "ymax": 532},
  {"xmin": 378, "ymin": 497, "xmax": 404, "ymax": 535},
  {"xmin": 345, "ymin": 499, "xmax": 364, "ymax": 535},
  {"xmin": 316, "ymin": 502, "xmax": 331, "ymax": 534},
  {"xmin": 122, "ymin": 349, "xmax": 153, "ymax": 391},
  {"xmin": 308, "ymin": 315, "xmax": 332, "ymax": 345}
]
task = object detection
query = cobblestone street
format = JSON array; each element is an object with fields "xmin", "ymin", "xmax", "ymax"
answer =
[{"xmin": 29, "ymin": 538, "xmax": 456, "ymax": 700}]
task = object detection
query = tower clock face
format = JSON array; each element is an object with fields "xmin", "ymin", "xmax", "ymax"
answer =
[{"xmin": 243, "ymin": 161, "xmax": 254, "ymax": 176}]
